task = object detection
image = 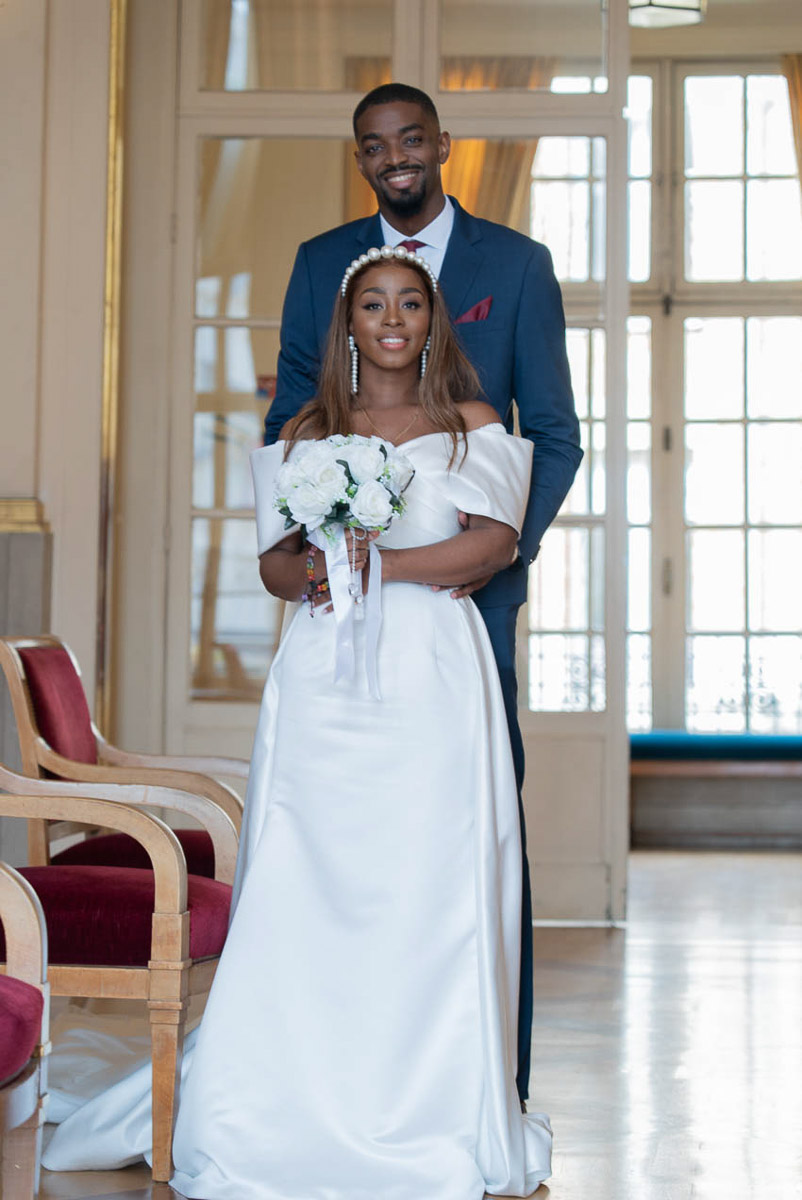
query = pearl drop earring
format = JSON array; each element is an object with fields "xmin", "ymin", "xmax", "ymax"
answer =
[
  {"xmin": 420, "ymin": 336, "xmax": 431, "ymax": 379},
  {"xmin": 349, "ymin": 334, "xmax": 358, "ymax": 395}
]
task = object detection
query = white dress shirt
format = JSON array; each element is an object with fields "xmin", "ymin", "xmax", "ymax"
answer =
[{"xmin": 379, "ymin": 196, "xmax": 455, "ymax": 279}]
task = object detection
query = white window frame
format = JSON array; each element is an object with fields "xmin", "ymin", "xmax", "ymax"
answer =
[{"xmin": 631, "ymin": 57, "xmax": 802, "ymax": 730}]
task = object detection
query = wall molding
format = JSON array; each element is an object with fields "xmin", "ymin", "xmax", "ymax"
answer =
[{"xmin": 0, "ymin": 499, "xmax": 50, "ymax": 534}]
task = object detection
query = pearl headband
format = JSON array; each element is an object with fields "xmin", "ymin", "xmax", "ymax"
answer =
[{"xmin": 340, "ymin": 244, "xmax": 438, "ymax": 297}]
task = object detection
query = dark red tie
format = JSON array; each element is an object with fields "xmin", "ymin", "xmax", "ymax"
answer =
[{"xmin": 396, "ymin": 239, "xmax": 425, "ymax": 252}]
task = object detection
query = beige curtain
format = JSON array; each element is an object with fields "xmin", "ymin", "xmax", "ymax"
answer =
[
  {"xmin": 441, "ymin": 58, "xmax": 555, "ymax": 230},
  {"xmin": 783, "ymin": 55, "xmax": 802, "ymax": 196}
]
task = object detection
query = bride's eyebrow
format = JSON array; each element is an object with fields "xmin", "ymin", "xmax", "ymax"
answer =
[{"xmin": 357, "ymin": 286, "xmax": 425, "ymax": 297}]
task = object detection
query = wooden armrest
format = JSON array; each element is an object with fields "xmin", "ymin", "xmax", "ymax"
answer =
[
  {"xmin": 96, "ymin": 737, "xmax": 250, "ymax": 780},
  {"xmin": 0, "ymin": 863, "xmax": 51, "ymax": 1052},
  {"xmin": 0, "ymin": 864, "xmax": 47, "ymax": 990},
  {"xmin": 0, "ymin": 773, "xmax": 187, "ymax": 914},
  {"xmin": 0, "ymin": 767, "xmax": 237, "ymax": 885},
  {"xmin": 34, "ymin": 741, "xmax": 243, "ymax": 833}
]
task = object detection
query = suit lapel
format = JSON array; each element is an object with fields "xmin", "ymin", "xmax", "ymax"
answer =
[
  {"xmin": 350, "ymin": 201, "xmax": 483, "ymax": 320},
  {"xmin": 440, "ymin": 198, "xmax": 484, "ymax": 321},
  {"xmin": 356, "ymin": 213, "xmax": 384, "ymax": 249}
]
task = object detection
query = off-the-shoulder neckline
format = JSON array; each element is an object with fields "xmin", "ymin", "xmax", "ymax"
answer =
[
  {"xmin": 274, "ymin": 422, "xmax": 506, "ymax": 451},
  {"xmin": 389, "ymin": 422, "xmax": 505, "ymax": 450}
]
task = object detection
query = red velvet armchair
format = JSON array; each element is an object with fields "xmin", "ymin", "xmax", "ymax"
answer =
[
  {"xmin": 0, "ymin": 762, "xmax": 238, "ymax": 1181},
  {"xmin": 0, "ymin": 862, "xmax": 49, "ymax": 1198},
  {"xmin": 0, "ymin": 635, "xmax": 248, "ymax": 874}
]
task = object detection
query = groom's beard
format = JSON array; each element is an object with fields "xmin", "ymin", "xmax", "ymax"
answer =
[
  {"xmin": 383, "ymin": 189, "xmax": 427, "ymax": 218},
  {"xmin": 377, "ymin": 167, "xmax": 429, "ymax": 218}
]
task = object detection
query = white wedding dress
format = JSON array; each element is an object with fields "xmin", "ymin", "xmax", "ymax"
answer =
[{"xmin": 42, "ymin": 424, "xmax": 552, "ymax": 1199}]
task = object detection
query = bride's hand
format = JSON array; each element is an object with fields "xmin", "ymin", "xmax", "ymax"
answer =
[{"xmin": 344, "ymin": 527, "xmax": 379, "ymax": 573}]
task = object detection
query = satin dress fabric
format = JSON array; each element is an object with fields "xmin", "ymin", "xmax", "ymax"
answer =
[{"xmin": 45, "ymin": 425, "xmax": 553, "ymax": 1199}]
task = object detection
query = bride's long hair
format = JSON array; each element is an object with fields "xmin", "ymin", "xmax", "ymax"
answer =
[{"xmin": 283, "ymin": 256, "xmax": 480, "ymax": 465}]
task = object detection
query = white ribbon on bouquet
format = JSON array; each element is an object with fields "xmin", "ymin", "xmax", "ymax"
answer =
[{"xmin": 308, "ymin": 525, "xmax": 384, "ymax": 701}]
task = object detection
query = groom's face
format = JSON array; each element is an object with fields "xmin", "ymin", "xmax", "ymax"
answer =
[{"xmin": 354, "ymin": 101, "xmax": 450, "ymax": 221}]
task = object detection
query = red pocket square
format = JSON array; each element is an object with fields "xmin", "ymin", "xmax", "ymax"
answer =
[{"xmin": 455, "ymin": 296, "xmax": 493, "ymax": 324}]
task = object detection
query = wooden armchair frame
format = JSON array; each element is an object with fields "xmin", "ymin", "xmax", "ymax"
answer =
[
  {"xmin": 0, "ymin": 863, "xmax": 50, "ymax": 1198},
  {"xmin": 0, "ymin": 764, "xmax": 239, "ymax": 1181},
  {"xmin": 0, "ymin": 636, "xmax": 249, "ymax": 865}
]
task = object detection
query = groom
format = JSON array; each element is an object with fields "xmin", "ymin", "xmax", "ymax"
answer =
[{"xmin": 264, "ymin": 82, "xmax": 582, "ymax": 1103}]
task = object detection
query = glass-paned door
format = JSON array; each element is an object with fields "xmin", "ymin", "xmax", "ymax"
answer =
[
  {"xmin": 189, "ymin": 136, "xmax": 363, "ymax": 699},
  {"xmin": 683, "ymin": 315, "xmax": 802, "ymax": 732},
  {"xmin": 438, "ymin": 0, "xmax": 608, "ymax": 92},
  {"xmin": 677, "ymin": 67, "xmax": 802, "ymax": 732},
  {"xmin": 200, "ymin": 0, "xmax": 393, "ymax": 91},
  {"xmin": 627, "ymin": 62, "xmax": 802, "ymax": 733}
]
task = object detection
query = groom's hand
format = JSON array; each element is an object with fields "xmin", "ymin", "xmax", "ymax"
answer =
[{"xmin": 447, "ymin": 573, "xmax": 495, "ymax": 600}]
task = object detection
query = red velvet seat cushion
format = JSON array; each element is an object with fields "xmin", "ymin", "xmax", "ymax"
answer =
[
  {"xmin": 0, "ymin": 975, "xmax": 44, "ymax": 1086},
  {"xmin": 51, "ymin": 829, "xmax": 216, "ymax": 878},
  {"xmin": 0, "ymin": 867, "xmax": 230, "ymax": 967},
  {"xmin": 17, "ymin": 645, "xmax": 97, "ymax": 764}
]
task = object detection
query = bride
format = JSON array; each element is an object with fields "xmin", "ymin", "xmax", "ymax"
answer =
[{"xmin": 48, "ymin": 245, "xmax": 552, "ymax": 1199}]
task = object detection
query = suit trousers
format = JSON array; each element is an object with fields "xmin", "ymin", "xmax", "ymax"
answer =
[{"xmin": 475, "ymin": 601, "xmax": 533, "ymax": 1104}]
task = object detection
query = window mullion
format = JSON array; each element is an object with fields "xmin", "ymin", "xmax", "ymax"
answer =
[{"xmin": 650, "ymin": 306, "xmax": 686, "ymax": 728}]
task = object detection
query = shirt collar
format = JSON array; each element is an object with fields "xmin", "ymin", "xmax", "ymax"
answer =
[{"xmin": 379, "ymin": 195, "xmax": 454, "ymax": 250}]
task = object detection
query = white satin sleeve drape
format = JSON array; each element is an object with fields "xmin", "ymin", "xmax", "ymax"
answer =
[
  {"xmin": 250, "ymin": 442, "xmax": 299, "ymax": 555},
  {"xmin": 442, "ymin": 424, "xmax": 533, "ymax": 535}
]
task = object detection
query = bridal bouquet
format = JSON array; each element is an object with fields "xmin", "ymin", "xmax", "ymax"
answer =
[
  {"xmin": 273, "ymin": 433, "xmax": 415, "ymax": 675},
  {"xmin": 274, "ymin": 434, "xmax": 414, "ymax": 540}
]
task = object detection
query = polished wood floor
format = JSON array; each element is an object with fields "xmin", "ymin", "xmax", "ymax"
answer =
[{"xmin": 39, "ymin": 851, "xmax": 802, "ymax": 1200}]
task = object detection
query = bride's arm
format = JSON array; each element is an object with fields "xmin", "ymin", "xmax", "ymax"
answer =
[
  {"xmin": 380, "ymin": 516, "xmax": 517, "ymax": 588},
  {"xmin": 259, "ymin": 531, "xmax": 373, "ymax": 601},
  {"xmin": 258, "ymin": 531, "xmax": 309, "ymax": 601}
]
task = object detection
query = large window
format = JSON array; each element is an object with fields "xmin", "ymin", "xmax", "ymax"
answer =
[{"xmin": 528, "ymin": 63, "xmax": 802, "ymax": 732}]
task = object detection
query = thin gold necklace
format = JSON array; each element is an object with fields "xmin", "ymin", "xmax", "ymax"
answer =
[{"xmin": 356, "ymin": 405, "xmax": 420, "ymax": 444}]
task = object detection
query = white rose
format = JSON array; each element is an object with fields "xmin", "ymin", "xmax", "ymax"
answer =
[
  {"xmin": 287, "ymin": 481, "xmax": 334, "ymax": 531},
  {"xmin": 314, "ymin": 461, "xmax": 349, "ymax": 507},
  {"xmin": 274, "ymin": 458, "xmax": 306, "ymax": 499},
  {"xmin": 383, "ymin": 453, "xmax": 415, "ymax": 496},
  {"xmin": 327, "ymin": 433, "xmax": 369, "ymax": 449},
  {"xmin": 296, "ymin": 441, "xmax": 338, "ymax": 479},
  {"xmin": 338, "ymin": 443, "xmax": 387, "ymax": 485},
  {"xmin": 350, "ymin": 479, "xmax": 393, "ymax": 529}
]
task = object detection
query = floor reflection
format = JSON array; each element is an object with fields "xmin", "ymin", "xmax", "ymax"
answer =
[{"xmin": 40, "ymin": 851, "xmax": 802, "ymax": 1199}]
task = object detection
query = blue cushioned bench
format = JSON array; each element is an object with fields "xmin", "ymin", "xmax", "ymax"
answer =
[{"xmin": 630, "ymin": 731, "xmax": 802, "ymax": 778}]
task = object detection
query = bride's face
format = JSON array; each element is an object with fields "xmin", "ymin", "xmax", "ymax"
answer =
[{"xmin": 349, "ymin": 264, "xmax": 431, "ymax": 375}]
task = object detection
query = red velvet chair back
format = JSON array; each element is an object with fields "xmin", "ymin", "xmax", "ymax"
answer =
[{"xmin": 17, "ymin": 646, "xmax": 98, "ymax": 765}]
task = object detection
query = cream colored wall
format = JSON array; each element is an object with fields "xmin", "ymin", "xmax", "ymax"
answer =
[
  {"xmin": 0, "ymin": 0, "xmax": 110, "ymax": 863},
  {"xmin": 0, "ymin": 0, "xmax": 47, "ymax": 501},
  {"xmin": 38, "ymin": 2, "xmax": 111, "ymax": 709},
  {"xmin": 0, "ymin": 0, "xmax": 111, "ymax": 715}
]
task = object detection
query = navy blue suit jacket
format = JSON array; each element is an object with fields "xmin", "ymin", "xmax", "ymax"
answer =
[{"xmin": 264, "ymin": 197, "xmax": 582, "ymax": 608}]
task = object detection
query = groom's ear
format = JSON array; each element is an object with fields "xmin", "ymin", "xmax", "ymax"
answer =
[{"xmin": 438, "ymin": 130, "xmax": 451, "ymax": 166}]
